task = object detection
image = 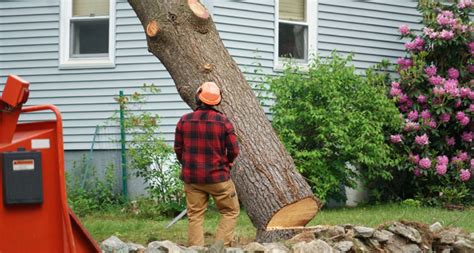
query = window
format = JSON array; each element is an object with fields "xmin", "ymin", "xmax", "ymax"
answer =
[
  {"xmin": 275, "ymin": 0, "xmax": 317, "ymax": 69},
  {"xmin": 60, "ymin": 0, "xmax": 116, "ymax": 69}
]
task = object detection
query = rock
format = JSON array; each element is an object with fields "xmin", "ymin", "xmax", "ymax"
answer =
[
  {"xmin": 388, "ymin": 222, "xmax": 422, "ymax": 243},
  {"xmin": 101, "ymin": 236, "xmax": 129, "ymax": 253},
  {"xmin": 439, "ymin": 230, "xmax": 457, "ymax": 244},
  {"xmin": 469, "ymin": 233, "xmax": 474, "ymax": 241},
  {"xmin": 243, "ymin": 242, "xmax": 267, "ymax": 253},
  {"xmin": 430, "ymin": 222, "xmax": 443, "ymax": 233},
  {"xmin": 334, "ymin": 241, "xmax": 353, "ymax": 252},
  {"xmin": 400, "ymin": 244, "xmax": 422, "ymax": 253},
  {"xmin": 292, "ymin": 240, "xmax": 333, "ymax": 253},
  {"xmin": 453, "ymin": 239, "xmax": 474, "ymax": 253},
  {"xmin": 318, "ymin": 226, "xmax": 345, "ymax": 240},
  {"xmin": 146, "ymin": 240, "xmax": 183, "ymax": 253},
  {"xmin": 352, "ymin": 238, "xmax": 369, "ymax": 253},
  {"xmin": 354, "ymin": 226, "xmax": 375, "ymax": 238},
  {"xmin": 208, "ymin": 240, "xmax": 225, "ymax": 253},
  {"xmin": 188, "ymin": 246, "xmax": 207, "ymax": 253},
  {"xmin": 288, "ymin": 231, "xmax": 315, "ymax": 244},
  {"xmin": 224, "ymin": 247, "xmax": 244, "ymax": 253},
  {"xmin": 262, "ymin": 243, "xmax": 289, "ymax": 253},
  {"xmin": 127, "ymin": 242, "xmax": 146, "ymax": 253},
  {"xmin": 373, "ymin": 230, "xmax": 393, "ymax": 243}
]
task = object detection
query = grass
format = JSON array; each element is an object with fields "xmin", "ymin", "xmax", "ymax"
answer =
[{"xmin": 81, "ymin": 203, "xmax": 474, "ymax": 246}]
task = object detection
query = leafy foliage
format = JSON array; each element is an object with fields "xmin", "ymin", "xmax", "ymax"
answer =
[
  {"xmin": 67, "ymin": 155, "xmax": 124, "ymax": 217},
  {"xmin": 386, "ymin": 0, "xmax": 473, "ymax": 206},
  {"xmin": 115, "ymin": 85, "xmax": 186, "ymax": 215},
  {"xmin": 261, "ymin": 53, "xmax": 402, "ymax": 202}
]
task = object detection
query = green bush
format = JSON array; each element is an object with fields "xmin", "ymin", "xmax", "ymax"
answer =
[
  {"xmin": 262, "ymin": 53, "xmax": 402, "ymax": 202},
  {"xmin": 67, "ymin": 156, "xmax": 125, "ymax": 217},
  {"xmin": 115, "ymin": 85, "xmax": 186, "ymax": 215}
]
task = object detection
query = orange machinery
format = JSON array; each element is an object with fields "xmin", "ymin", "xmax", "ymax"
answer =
[{"xmin": 0, "ymin": 75, "xmax": 101, "ymax": 252}]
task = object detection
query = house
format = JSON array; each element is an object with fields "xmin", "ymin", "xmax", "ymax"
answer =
[{"xmin": 0, "ymin": 0, "xmax": 420, "ymax": 196}]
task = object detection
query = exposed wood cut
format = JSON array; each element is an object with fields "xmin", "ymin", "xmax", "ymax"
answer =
[
  {"xmin": 146, "ymin": 20, "xmax": 160, "ymax": 37},
  {"xmin": 266, "ymin": 197, "xmax": 319, "ymax": 229},
  {"xmin": 188, "ymin": 0, "xmax": 209, "ymax": 20}
]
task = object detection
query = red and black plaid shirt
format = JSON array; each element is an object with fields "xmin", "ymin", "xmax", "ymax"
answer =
[{"xmin": 174, "ymin": 108, "xmax": 239, "ymax": 184}]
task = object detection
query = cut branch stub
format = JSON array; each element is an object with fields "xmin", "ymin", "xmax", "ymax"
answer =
[
  {"xmin": 146, "ymin": 20, "xmax": 160, "ymax": 37},
  {"xmin": 188, "ymin": 0, "xmax": 209, "ymax": 20}
]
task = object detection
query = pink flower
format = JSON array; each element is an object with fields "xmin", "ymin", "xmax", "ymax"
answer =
[
  {"xmin": 399, "ymin": 24, "xmax": 411, "ymax": 35},
  {"xmin": 408, "ymin": 110, "xmax": 419, "ymax": 121},
  {"xmin": 390, "ymin": 134, "xmax": 402, "ymax": 143},
  {"xmin": 433, "ymin": 86, "xmax": 446, "ymax": 96},
  {"xmin": 437, "ymin": 11, "xmax": 456, "ymax": 26},
  {"xmin": 458, "ymin": 152, "xmax": 468, "ymax": 162},
  {"xmin": 444, "ymin": 79, "xmax": 459, "ymax": 97},
  {"xmin": 469, "ymin": 104, "xmax": 474, "ymax": 112},
  {"xmin": 454, "ymin": 99, "xmax": 462, "ymax": 108},
  {"xmin": 413, "ymin": 167, "xmax": 422, "ymax": 177},
  {"xmin": 458, "ymin": 0, "xmax": 473, "ymax": 9},
  {"xmin": 439, "ymin": 113, "xmax": 451, "ymax": 123},
  {"xmin": 399, "ymin": 94, "xmax": 409, "ymax": 103},
  {"xmin": 436, "ymin": 164, "xmax": 448, "ymax": 175},
  {"xmin": 415, "ymin": 134, "xmax": 429, "ymax": 146},
  {"xmin": 469, "ymin": 42, "xmax": 474, "ymax": 56},
  {"xmin": 439, "ymin": 30, "xmax": 455, "ymax": 40},
  {"xmin": 421, "ymin": 110, "xmax": 431, "ymax": 120},
  {"xmin": 456, "ymin": 111, "xmax": 466, "ymax": 121},
  {"xmin": 470, "ymin": 91, "xmax": 474, "ymax": 99},
  {"xmin": 397, "ymin": 58, "xmax": 413, "ymax": 70},
  {"xmin": 419, "ymin": 158, "xmax": 432, "ymax": 169},
  {"xmin": 391, "ymin": 82, "xmax": 400, "ymax": 88},
  {"xmin": 469, "ymin": 65, "xmax": 474, "ymax": 73},
  {"xmin": 460, "ymin": 87, "xmax": 471, "ymax": 98},
  {"xmin": 405, "ymin": 41, "xmax": 417, "ymax": 51},
  {"xmin": 437, "ymin": 155, "xmax": 449, "ymax": 165},
  {"xmin": 429, "ymin": 76, "xmax": 444, "ymax": 86},
  {"xmin": 446, "ymin": 137, "xmax": 456, "ymax": 146},
  {"xmin": 460, "ymin": 116, "xmax": 470, "ymax": 126},
  {"xmin": 424, "ymin": 65, "xmax": 437, "ymax": 76},
  {"xmin": 428, "ymin": 120, "xmax": 437, "ymax": 128},
  {"xmin": 448, "ymin": 68, "xmax": 459, "ymax": 79},
  {"xmin": 390, "ymin": 87, "xmax": 402, "ymax": 97},
  {"xmin": 409, "ymin": 154, "xmax": 420, "ymax": 164},
  {"xmin": 461, "ymin": 131, "xmax": 473, "ymax": 142},
  {"xmin": 417, "ymin": 95, "xmax": 427, "ymax": 104},
  {"xmin": 460, "ymin": 169, "xmax": 471, "ymax": 182},
  {"xmin": 471, "ymin": 159, "xmax": 474, "ymax": 169}
]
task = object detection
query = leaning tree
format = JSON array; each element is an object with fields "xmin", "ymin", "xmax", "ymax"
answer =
[{"xmin": 128, "ymin": 0, "xmax": 320, "ymax": 241}]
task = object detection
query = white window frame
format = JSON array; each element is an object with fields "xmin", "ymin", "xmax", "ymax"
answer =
[
  {"xmin": 274, "ymin": 0, "xmax": 318, "ymax": 70},
  {"xmin": 59, "ymin": 0, "xmax": 116, "ymax": 69}
]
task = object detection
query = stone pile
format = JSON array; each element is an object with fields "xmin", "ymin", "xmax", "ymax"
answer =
[{"xmin": 101, "ymin": 221, "xmax": 474, "ymax": 253}]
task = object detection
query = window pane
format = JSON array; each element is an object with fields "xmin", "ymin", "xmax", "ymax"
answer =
[
  {"xmin": 72, "ymin": 20, "xmax": 109, "ymax": 55},
  {"xmin": 279, "ymin": 0, "xmax": 305, "ymax": 21},
  {"xmin": 279, "ymin": 23, "xmax": 308, "ymax": 60},
  {"xmin": 73, "ymin": 0, "xmax": 109, "ymax": 17}
]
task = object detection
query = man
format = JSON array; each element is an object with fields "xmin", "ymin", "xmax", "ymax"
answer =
[{"xmin": 174, "ymin": 81, "xmax": 240, "ymax": 247}]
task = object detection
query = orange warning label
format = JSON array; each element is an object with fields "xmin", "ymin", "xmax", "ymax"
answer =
[{"xmin": 12, "ymin": 160, "xmax": 35, "ymax": 171}]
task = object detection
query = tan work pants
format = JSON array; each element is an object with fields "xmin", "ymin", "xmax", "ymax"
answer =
[{"xmin": 184, "ymin": 179, "xmax": 240, "ymax": 247}]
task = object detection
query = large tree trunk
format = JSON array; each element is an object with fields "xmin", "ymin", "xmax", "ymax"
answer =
[{"xmin": 128, "ymin": 0, "xmax": 320, "ymax": 241}]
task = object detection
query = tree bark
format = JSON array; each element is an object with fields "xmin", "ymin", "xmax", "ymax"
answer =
[{"xmin": 127, "ymin": 0, "xmax": 320, "ymax": 241}]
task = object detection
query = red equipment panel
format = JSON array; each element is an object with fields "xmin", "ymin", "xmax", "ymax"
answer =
[{"xmin": 0, "ymin": 75, "xmax": 100, "ymax": 253}]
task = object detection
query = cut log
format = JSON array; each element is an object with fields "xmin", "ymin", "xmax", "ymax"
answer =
[
  {"xmin": 187, "ymin": 0, "xmax": 210, "ymax": 20},
  {"xmin": 146, "ymin": 20, "xmax": 160, "ymax": 37},
  {"xmin": 127, "ymin": 0, "xmax": 320, "ymax": 242}
]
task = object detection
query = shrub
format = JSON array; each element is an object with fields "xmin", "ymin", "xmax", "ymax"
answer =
[
  {"xmin": 115, "ymin": 85, "xmax": 186, "ymax": 215},
  {"xmin": 67, "ymin": 156, "xmax": 124, "ymax": 217},
  {"xmin": 262, "ymin": 53, "xmax": 402, "ymax": 202},
  {"xmin": 386, "ymin": 0, "xmax": 473, "ymax": 206}
]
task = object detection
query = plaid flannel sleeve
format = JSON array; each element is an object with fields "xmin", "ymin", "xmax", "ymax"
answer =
[
  {"xmin": 174, "ymin": 119, "xmax": 183, "ymax": 163},
  {"xmin": 224, "ymin": 119, "xmax": 239, "ymax": 163}
]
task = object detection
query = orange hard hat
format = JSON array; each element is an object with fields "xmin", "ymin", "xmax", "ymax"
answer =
[{"xmin": 197, "ymin": 82, "xmax": 222, "ymax": 105}]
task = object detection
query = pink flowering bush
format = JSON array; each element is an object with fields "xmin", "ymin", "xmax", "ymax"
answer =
[{"xmin": 388, "ymin": 1, "xmax": 473, "ymax": 205}]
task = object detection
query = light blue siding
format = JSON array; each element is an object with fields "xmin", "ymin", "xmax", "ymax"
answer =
[
  {"xmin": 317, "ymin": 0, "xmax": 421, "ymax": 69},
  {"xmin": 1, "ymin": 0, "xmax": 417, "ymax": 150}
]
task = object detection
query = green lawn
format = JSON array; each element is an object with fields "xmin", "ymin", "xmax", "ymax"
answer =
[{"xmin": 81, "ymin": 203, "xmax": 474, "ymax": 246}]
